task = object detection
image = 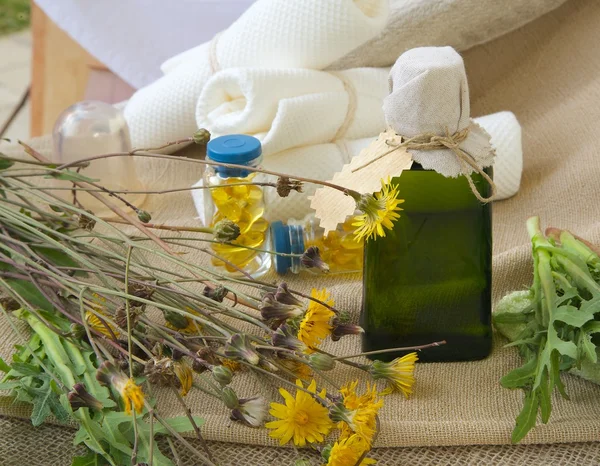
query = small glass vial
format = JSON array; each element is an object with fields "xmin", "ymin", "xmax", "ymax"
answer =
[
  {"xmin": 271, "ymin": 214, "xmax": 363, "ymax": 274},
  {"xmin": 361, "ymin": 164, "xmax": 493, "ymax": 363},
  {"xmin": 52, "ymin": 101, "xmax": 146, "ymax": 217},
  {"xmin": 203, "ymin": 135, "xmax": 271, "ymax": 277}
]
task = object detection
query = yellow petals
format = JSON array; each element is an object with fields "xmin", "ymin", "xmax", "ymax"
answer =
[
  {"xmin": 121, "ymin": 379, "xmax": 144, "ymax": 415},
  {"xmin": 370, "ymin": 352, "xmax": 418, "ymax": 398},
  {"xmin": 85, "ymin": 310, "xmax": 116, "ymax": 338},
  {"xmin": 353, "ymin": 178, "xmax": 404, "ymax": 242},
  {"xmin": 297, "ymin": 289, "xmax": 335, "ymax": 351},
  {"xmin": 174, "ymin": 360, "xmax": 193, "ymax": 397},
  {"xmin": 266, "ymin": 379, "xmax": 333, "ymax": 447},
  {"xmin": 326, "ymin": 434, "xmax": 376, "ymax": 466},
  {"xmin": 338, "ymin": 381, "xmax": 383, "ymax": 447}
]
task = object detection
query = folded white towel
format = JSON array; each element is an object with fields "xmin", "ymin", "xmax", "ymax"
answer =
[
  {"xmin": 124, "ymin": 0, "xmax": 388, "ymax": 149},
  {"xmin": 196, "ymin": 67, "xmax": 389, "ymax": 156},
  {"xmin": 192, "ymin": 111, "xmax": 523, "ymax": 225}
]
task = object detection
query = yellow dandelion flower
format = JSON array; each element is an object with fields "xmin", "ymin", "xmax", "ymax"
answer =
[
  {"xmin": 338, "ymin": 381, "xmax": 383, "ymax": 446},
  {"xmin": 266, "ymin": 379, "xmax": 333, "ymax": 446},
  {"xmin": 297, "ymin": 289, "xmax": 335, "ymax": 351},
  {"xmin": 369, "ymin": 352, "xmax": 418, "ymax": 397},
  {"xmin": 325, "ymin": 434, "xmax": 376, "ymax": 466},
  {"xmin": 353, "ymin": 178, "xmax": 404, "ymax": 242},
  {"xmin": 174, "ymin": 360, "xmax": 194, "ymax": 397}
]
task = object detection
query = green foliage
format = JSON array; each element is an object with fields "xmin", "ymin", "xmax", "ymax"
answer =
[
  {"xmin": 494, "ymin": 218, "xmax": 600, "ymax": 443},
  {"xmin": 0, "ymin": 0, "xmax": 29, "ymax": 36},
  {"xmin": 71, "ymin": 452, "xmax": 109, "ymax": 466}
]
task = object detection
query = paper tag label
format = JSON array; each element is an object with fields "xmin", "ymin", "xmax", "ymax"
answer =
[{"xmin": 310, "ymin": 129, "xmax": 413, "ymax": 232}]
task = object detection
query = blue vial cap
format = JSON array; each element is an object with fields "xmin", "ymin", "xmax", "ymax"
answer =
[
  {"xmin": 271, "ymin": 221, "xmax": 292, "ymax": 274},
  {"xmin": 207, "ymin": 135, "xmax": 262, "ymax": 164}
]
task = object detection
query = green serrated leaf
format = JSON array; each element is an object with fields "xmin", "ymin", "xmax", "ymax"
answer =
[
  {"xmin": 553, "ymin": 305, "xmax": 595, "ymax": 328},
  {"xmin": 71, "ymin": 452, "xmax": 109, "ymax": 466},
  {"xmin": 512, "ymin": 391, "xmax": 539, "ymax": 443},
  {"xmin": 10, "ymin": 362, "xmax": 41, "ymax": 377},
  {"xmin": 537, "ymin": 370, "xmax": 551, "ymax": 423},
  {"xmin": 30, "ymin": 379, "xmax": 55, "ymax": 426},
  {"xmin": 500, "ymin": 357, "xmax": 537, "ymax": 389},
  {"xmin": 0, "ymin": 381, "xmax": 21, "ymax": 390},
  {"xmin": 0, "ymin": 356, "xmax": 11, "ymax": 373},
  {"xmin": 579, "ymin": 333, "xmax": 597, "ymax": 363}
]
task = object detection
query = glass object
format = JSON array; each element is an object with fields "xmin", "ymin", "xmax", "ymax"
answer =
[
  {"xmin": 361, "ymin": 164, "xmax": 493, "ymax": 362},
  {"xmin": 52, "ymin": 101, "xmax": 145, "ymax": 217},
  {"xmin": 271, "ymin": 214, "xmax": 363, "ymax": 275},
  {"xmin": 203, "ymin": 135, "xmax": 271, "ymax": 277}
]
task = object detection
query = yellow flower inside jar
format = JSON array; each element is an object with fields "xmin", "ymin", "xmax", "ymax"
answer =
[
  {"xmin": 271, "ymin": 214, "xmax": 363, "ymax": 275},
  {"xmin": 204, "ymin": 135, "xmax": 271, "ymax": 277}
]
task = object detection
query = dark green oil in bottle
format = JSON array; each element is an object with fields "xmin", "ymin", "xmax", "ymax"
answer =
[{"xmin": 361, "ymin": 164, "xmax": 492, "ymax": 362}]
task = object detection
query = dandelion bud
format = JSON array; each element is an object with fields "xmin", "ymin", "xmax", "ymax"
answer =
[
  {"xmin": 213, "ymin": 219, "xmax": 241, "ymax": 242},
  {"xmin": 144, "ymin": 357, "xmax": 177, "ymax": 387},
  {"xmin": 260, "ymin": 293, "xmax": 303, "ymax": 322},
  {"xmin": 115, "ymin": 304, "xmax": 146, "ymax": 329},
  {"xmin": 203, "ymin": 285, "xmax": 227, "ymax": 303},
  {"xmin": 221, "ymin": 386, "xmax": 239, "ymax": 409},
  {"xmin": 331, "ymin": 318, "xmax": 364, "ymax": 342},
  {"xmin": 224, "ymin": 334, "xmax": 260, "ymax": 365},
  {"xmin": 193, "ymin": 128, "xmax": 211, "ymax": 145},
  {"xmin": 78, "ymin": 211, "xmax": 96, "ymax": 231},
  {"xmin": 129, "ymin": 281, "xmax": 156, "ymax": 300},
  {"xmin": 276, "ymin": 176, "xmax": 303, "ymax": 198},
  {"xmin": 137, "ymin": 210, "xmax": 152, "ymax": 223},
  {"xmin": 212, "ymin": 365, "xmax": 233, "ymax": 386},
  {"xmin": 308, "ymin": 353, "xmax": 336, "ymax": 371},
  {"xmin": 272, "ymin": 324, "xmax": 306, "ymax": 351},
  {"xmin": 67, "ymin": 383, "xmax": 103, "ymax": 411},
  {"xmin": 230, "ymin": 395, "xmax": 268, "ymax": 428},
  {"xmin": 300, "ymin": 246, "xmax": 330, "ymax": 273},
  {"xmin": 192, "ymin": 347, "xmax": 218, "ymax": 374},
  {"xmin": 163, "ymin": 310, "xmax": 189, "ymax": 330},
  {"xmin": 273, "ymin": 282, "xmax": 303, "ymax": 307}
]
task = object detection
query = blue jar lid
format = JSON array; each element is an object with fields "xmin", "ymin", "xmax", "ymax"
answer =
[
  {"xmin": 207, "ymin": 135, "xmax": 262, "ymax": 164},
  {"xmin": 271, "ymin": 221, "xmax": 292, "ymax": 274}
]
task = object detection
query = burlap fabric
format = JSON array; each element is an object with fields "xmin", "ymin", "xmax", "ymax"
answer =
[{"xmin": 2, "ymin": 0, "xmax": 600, "ymax": 463}]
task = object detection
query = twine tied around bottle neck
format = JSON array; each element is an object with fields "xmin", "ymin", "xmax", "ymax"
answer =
[{"xmin": 351, "ymin": 126, "xmax": 496, "ymax": 203}]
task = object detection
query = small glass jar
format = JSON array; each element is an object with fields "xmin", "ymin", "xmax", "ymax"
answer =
[
  {"xmin": 203, "ymin": 135, "xmax": 271, "ymax": 277},
  {"xmin": 52, "ymin": 101, "xmax": 146, "ymax": 217},
  {"xmin": 271, "ymin": 214, "xmax": 363, "ymax": 274},
  {"xmin": 361, "ymin": 164, "xmax": 493, "ymax": 363}
]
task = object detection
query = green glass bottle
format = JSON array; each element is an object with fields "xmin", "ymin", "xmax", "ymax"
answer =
[{"xmin": 361, "ymin": 164, "xmax": 492, "ymax": 362}]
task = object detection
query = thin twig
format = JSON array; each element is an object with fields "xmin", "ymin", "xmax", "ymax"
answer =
[
  {"xmin": 0, "ymin": 86, "xmax": 30, "ymax": 138},
  {"xmin": 333, "ymin": 340, "xmax": 447, "ymax": 361}
]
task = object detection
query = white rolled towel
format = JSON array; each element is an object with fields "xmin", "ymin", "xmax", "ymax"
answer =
[
  {"xmin": 196, "ymin": 68, "xmax": 389, "ymax": 156},
  {"xmin": 192, "ymin": 111, "xmax": 523, "ymax": 224},
  {"xmin": 123, "ymin": 0, "xmax": 388, "ymax": 149}
]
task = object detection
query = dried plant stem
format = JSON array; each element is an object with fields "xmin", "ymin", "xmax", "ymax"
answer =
[
  {"xmin": 52, "ymin": 150, "xmax": 362, "ymax": 199},
  {"xmin": 334, "ymin": 340, "xmax": 447, "ymax": 361},
  {"xmin": 17, "ymin": 141, "xmax": 175, "ymax": 254},
  {"xmin": 170, "ymin": 387, "xmax": 214, "ymax": 464}
]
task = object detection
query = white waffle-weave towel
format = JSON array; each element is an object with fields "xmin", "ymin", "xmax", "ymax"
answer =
[
  {"xmin": 123, "ymin": 0, "xmax": 388, "ymax": 149},
  {"xmin": 196, "ymin": 67, "xmax": 389, "ymax": 156}
]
